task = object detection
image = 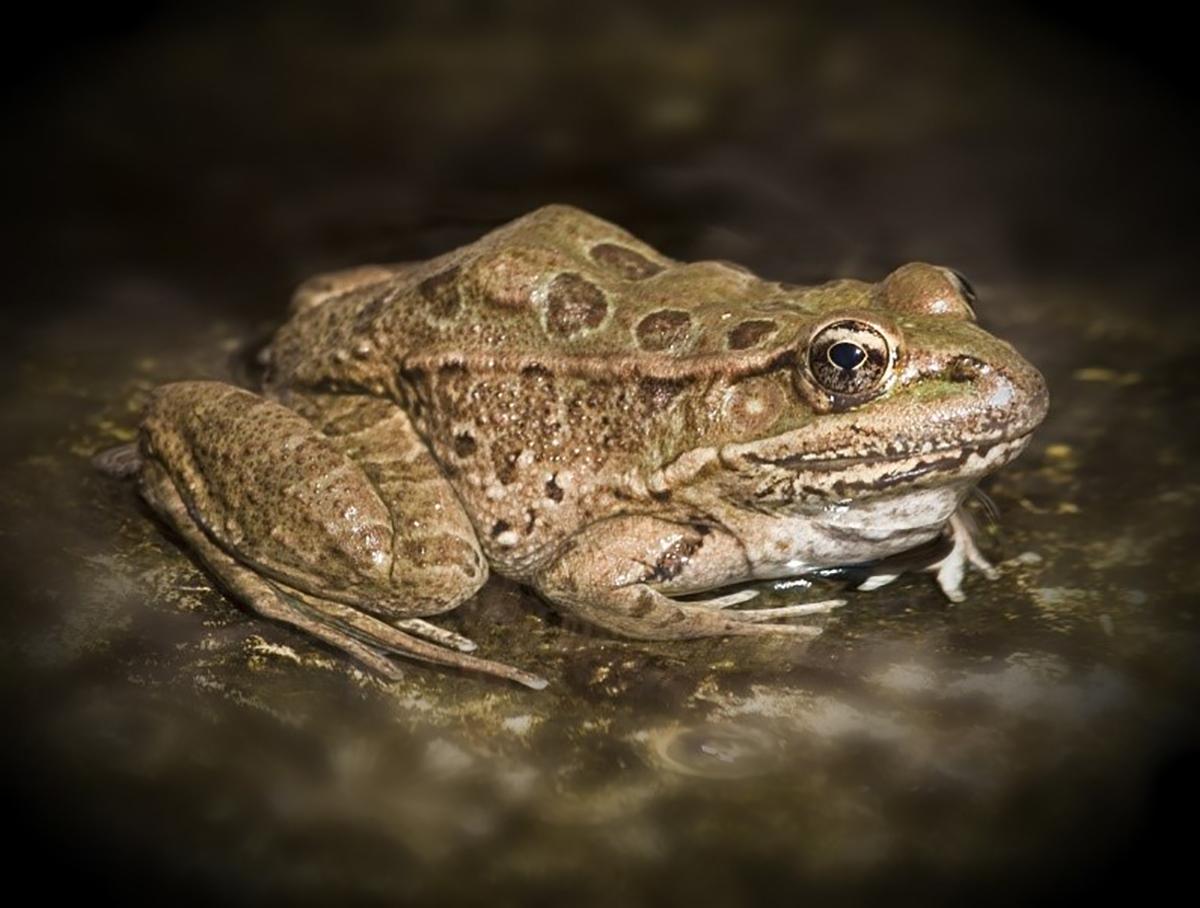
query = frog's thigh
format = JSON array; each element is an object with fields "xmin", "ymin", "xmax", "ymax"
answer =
[
  {"xmin": 141, "ymin": 381, "xmax": 486, "ymax": 615},
  {"xmin": 137, "ymin": 382, "xmax": 545, "ymax": 688},
  {"xmin": 532, "ymin": 516, "xmax": 828, "ymax": 640}
]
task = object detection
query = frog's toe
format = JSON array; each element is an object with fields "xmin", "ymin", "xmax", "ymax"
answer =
[
  {"xmin": 395, "ymin": 618, "xmax": 478, "ymax": 652},
  {"xmin": 693, "ymin": 589, "xmax": 761, "ymax": 609},
  {"xmin": 965, "ymin": 546, "xmax": 1000, "ymax": 580},
  {"xmin": 725, "ymin": 622, "xmax": 826, "ymax": 638},
  {"xmin": 732, "ymin": 598, "xmax": 846, "ymax": 621},
  {"xmin": 955, "ymin": 510, "xmax": 999, "ymax": 579},
  {"xmin": 934, "ymin": 556, "xmax": 967, "ymax": 602},
  {"xmin": 309, "ymin": 599, "xmax": 547, "ymax": 688},
  {"xmin": 345, "ymin": 618, "xmax": 546, "ymax": 688},
  {"xmin": 857, "ymin": 573, "xmax": 900, "ymax": 591}
]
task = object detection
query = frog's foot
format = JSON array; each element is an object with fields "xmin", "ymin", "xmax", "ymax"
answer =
[
  {"xmin": 931, "ymin": 508, "xmax": 999, "ymax": 602},
  {"xmin": 92, "ymin": 441, "xmax": 143, "ymax": 478},
  {"xmin": 534, "ymin": 516, "xmax": 840, "ymax": 641},
  {"xmin": 135, "ymin": 382, "xmax": 548, "ymax": 689},
  {"xmin": 282, "ymin": 581, "xmax": 546, "ymax": 687}
]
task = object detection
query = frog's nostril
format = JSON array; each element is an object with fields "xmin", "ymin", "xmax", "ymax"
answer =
[{"xmin": 948, "ymin": 356, "xmax": 985, "ymax": 383}]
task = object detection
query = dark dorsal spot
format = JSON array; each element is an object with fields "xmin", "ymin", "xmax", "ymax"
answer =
[
  {"xmin": 437, "ymin": 360, "xmax": 466, "ymax": 378},
  {"xmin": 419, "ymin": 266, "xmax": 462, "ymax": 319},
  {"xmin": 590, "ymin": 243, "xmax": 664, "ymax": 280},
  {"xmin": 493, "ymin": 447, "xmax": 522, "ymax": 485},
  {"xmin": 727, "ymin": 318, "xmax": 778, "ymax": 350},
  {"xmin": 491, "ymin": 520, "xmax": 511, "ymax": 538},
  {"xmin": 635, "ymin": 309, "xmax": 693, "ymax": 351},
  {"xmin": 545, "ymin": 474, "xmax": 564, "ymax": 502},
  {"xmin": 453, "ymin": 432, "xmax": 477, "ymax": 457},
  {"xmin": 521, "ymin": 363, "xmax": 554, "ymax": 380},
  {"xmin": 638, "ymin": 377, "xmax": 686, "ymax": 410},
  {"xmin": 546, "ymin": 273, "xmax": 608, "ymax": 337},
  {"xmin": 353, "ymin": 296, "xmax": 386, "ymax": 333}
]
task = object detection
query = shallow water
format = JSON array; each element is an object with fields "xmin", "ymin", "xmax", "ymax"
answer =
[{"xmin": 3, "ymin": 5, "xmax": 1198, "ymax": 904}]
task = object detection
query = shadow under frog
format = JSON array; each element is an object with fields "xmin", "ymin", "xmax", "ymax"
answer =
[{"xmin": 97, "ymin": 205, "xmax": 1048, "ymax": 689}]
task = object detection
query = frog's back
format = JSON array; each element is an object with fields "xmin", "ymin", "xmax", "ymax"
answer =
[{"xmin": 267, "ymin": 205, "xmax": 871, "ymax": 387}]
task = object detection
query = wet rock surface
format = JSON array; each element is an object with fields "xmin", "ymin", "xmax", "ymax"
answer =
[{"xmin": 3, "ymin": 5, "xmax": 1198, "ymax": 904}]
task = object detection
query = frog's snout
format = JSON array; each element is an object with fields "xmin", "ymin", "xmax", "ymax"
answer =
[
  {"xmin": 947, "ymin": 347, "xmax": 1050, "ymax": 440},
  {"xmin": 1011, "ymin": 358, "xmax": 1051, "ymax": 434}
]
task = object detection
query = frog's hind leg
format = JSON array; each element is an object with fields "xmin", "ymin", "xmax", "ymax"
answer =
[
  {"xmin": 136, "ymin": 381, "xmax": 546, "ymax": 688},
  {"xmin": 142, "ymin": 461, "xmax": 545, "ymax": 686}
]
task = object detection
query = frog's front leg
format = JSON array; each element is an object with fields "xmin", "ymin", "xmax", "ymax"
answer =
[
  {"xmin": 929, "ymin": 508, "xmax": 999, "ymax": 602},
  {"xmin": 532, "ymin": 516, "xmax": 842, "ymax": 640},
  {"xmin": 136, "ymin": 381, "xmax": 547, "ymax": 688}
]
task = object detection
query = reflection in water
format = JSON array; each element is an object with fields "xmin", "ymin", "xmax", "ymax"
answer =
[{"xmin": 647, "ymin": 723, "xmax": 783, "ymax": 778}]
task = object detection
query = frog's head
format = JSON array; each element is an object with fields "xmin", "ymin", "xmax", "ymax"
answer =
[{"xmin": 713, "ymin": 263, "xmax": 1049, "ymax": 506}]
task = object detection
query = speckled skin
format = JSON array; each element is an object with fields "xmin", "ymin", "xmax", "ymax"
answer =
[{"xmin": 133, "ymin": 205, "xmax": 1048, "ymax": 688}]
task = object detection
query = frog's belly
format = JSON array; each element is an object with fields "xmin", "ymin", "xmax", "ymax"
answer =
[{"xmin": 742, "ymin": 485, "xmax": 966, "ymax": 579}]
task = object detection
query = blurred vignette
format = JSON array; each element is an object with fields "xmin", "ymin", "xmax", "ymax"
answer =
[{"xmin": 2, "ymin": 2, "xmax": 1199, "ymax": 905}]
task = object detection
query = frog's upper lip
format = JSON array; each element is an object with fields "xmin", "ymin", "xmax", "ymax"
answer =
[{"xmin": 744, "ymin": 431, "xmax": 1034, "ymax": 472}]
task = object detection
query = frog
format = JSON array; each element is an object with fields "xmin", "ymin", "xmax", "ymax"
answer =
[{"xmin": 105, "ymin": 204, "xmax": 1048, "ymax": 689}]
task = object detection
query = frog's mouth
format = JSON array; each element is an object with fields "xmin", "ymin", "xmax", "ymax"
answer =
[{"xmin": 741, "ymin": 432, "xmax": 1034, "ymax": 496}]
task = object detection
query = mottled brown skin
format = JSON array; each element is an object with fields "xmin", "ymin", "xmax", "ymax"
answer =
[{"xmin": 128, "ymin": 205, "xmax": 1048, "ymax": 688}]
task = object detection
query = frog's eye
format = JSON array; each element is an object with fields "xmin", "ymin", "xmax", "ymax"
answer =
[{"xmin": 806, "ymin": 320, "xmax": 892, "ymax": 400}]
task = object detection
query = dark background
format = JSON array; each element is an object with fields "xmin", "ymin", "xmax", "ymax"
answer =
[{"xmin": 3, "ymin": 2, "xmax": 1198, "ymax": 904}]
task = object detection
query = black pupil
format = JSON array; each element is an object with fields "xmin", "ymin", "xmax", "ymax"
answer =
[{"xmin": 829, "ymin": 342, "xmax": 866, "ymax": 370}]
